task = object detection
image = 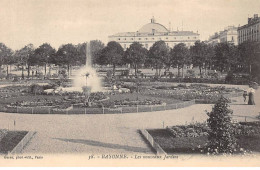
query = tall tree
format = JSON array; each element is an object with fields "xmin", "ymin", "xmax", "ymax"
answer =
[
  {"xmin": 205, "ymin": 44, "xmax": 215, "ymax": 73},
  {"xmin": 124, "ymin": 42, "xmax": 147, "ymax": 76},
  {"xmin": 90, "ymin": 40, "xmax": 105, "ymax": 65},
  {"xmin": 99, "ymin": 41, "xmax": 124, "ymax": 76},
  {"xmin": 238, "ymin": 41, "xmax": 260, "ymax": 76},
  {"xmin": 76, "ymin": 40, "xmax": 105, "ymax": 66},
  {"xmin": 0, "ymin": 43, "xmax": 13, "ymax": 76},
  {"xmin": 55, "ymin": 44, "xmax": 79, "ymax": 77},
  {"xmin": 14, "ymin": 44, "xmax": 34, "ymax": 79},
  {"xmin": 190, "ymin": 41, "xmax": 207, "ymax": 77},
  {"xmin": 148, "ymin": 41, "xmax": 168, "ymax": 77},
  {"xmin": 214, "ymin": 42, "xmax": 239, "ymax": 73},
  {"xmin": 170, "ymin": 43, "xmax": 190, "ymax": 77},
  {"xmin": 33, "ymin": 43, "xmax": 56, "ymax": 77}
]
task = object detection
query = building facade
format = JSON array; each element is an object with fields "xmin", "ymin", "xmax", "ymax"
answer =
[
  {"xmin": 108, "ymin": 17, "xmax": 200, "ymax": 50},
  {"xmin": 207, "ymin": 32, "xmax": 220, "ymax": 45},
  {"xmin": 238, "ymin": 14, "xmax": 260, "ymax": 44},
  {"xmin": 208, "ymin": 26, "xmax": 238, "ymax": 45}
]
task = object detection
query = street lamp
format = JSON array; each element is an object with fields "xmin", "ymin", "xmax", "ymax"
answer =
[{"xmin": 82, "ymin": 73, "xmax": 91, "ymax": 106}]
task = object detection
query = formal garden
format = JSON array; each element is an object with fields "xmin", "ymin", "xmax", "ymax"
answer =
[
  {"xmin": 0, "ymin": 77, "xmax": 244, "ymax": 114},
  {"xmin": 145, "ymin": 97, "xmax": 260, "ymax": 155}
]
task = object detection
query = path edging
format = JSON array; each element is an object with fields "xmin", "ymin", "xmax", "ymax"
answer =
[
  {"xmin": 140, "ymin": 129, "xmax": 167, "ymax": 155},
  {"xmin": 8, "ymin": 131, "xmax": 36, "ymax": 154}
]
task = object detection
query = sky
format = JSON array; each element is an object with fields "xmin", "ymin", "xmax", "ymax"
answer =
[{"xmin": 0, "ymin": 0, "xmax": 259, "ymax": 50}]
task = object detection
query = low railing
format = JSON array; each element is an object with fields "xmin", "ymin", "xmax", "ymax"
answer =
[
  {"xmin": 8, "ymin": 131, "xmax": 36, "ymax": 154},
  {"xmin": 2, "ymin": 100, "xmax": 196, "ymax": 115},
  {"xmin": 140, "ymin": 129, "xmax": 166, "ymax": 155},
  {"xmin": 231, "ymin": 114, "xmax": 260, "ymax": 123}
]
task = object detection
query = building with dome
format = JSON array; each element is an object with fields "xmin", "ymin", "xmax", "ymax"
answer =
[{"xmin": 108, "ymin": 17, "xmax": 200, "ymax": 50}]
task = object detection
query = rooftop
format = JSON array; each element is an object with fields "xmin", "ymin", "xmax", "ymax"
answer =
[{"xmin": 109, "ymin": 17, "xmax": 199, "ymax": 37}]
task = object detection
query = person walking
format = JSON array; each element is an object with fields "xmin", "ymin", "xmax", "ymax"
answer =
[{"xmin": 247, "ymin": 84, "xmax": 256, "ymax": 105}]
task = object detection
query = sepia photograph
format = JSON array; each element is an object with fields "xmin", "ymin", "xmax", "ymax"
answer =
[{"xmin": 0, "ymin": 0, "xmax": 259, "ymax": 167}]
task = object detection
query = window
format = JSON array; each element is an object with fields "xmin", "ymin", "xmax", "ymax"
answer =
[
  {"xmin": 188, "ymin": 37, "xmax": 190, "ymax": 39},
  {"xmin": 166, "ymin": 37, "xmax": 168, "ymax": 40},
  {"xmin": 124, "ymin": 38, "xmax": 127, "ymax": 40},
  {"xmin": 138, "ymin": 38, "xmax": 142, "ymax": 40},
  {"xmin": 131, "ymin": 38, "xmax": 134, "ymax": 40},
  {"xmin": 152, "ymin": 38, "xmax": 155, "ymax": 40},
  {"xmin": 118, "ymin": 38, "xmax": 120, "ymax": 40}
]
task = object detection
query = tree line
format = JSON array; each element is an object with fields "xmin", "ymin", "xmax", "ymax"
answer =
[
  {"xmin": 0, "ymin": 40, "xmax": 259, "ymax": 80},
  {"xmin": 0, "ymin": 40, "xmax": 105, "ymax": 79},
  {"xmin": 99, "ymin": 40, "xmax": 260, "ymax": 80}
]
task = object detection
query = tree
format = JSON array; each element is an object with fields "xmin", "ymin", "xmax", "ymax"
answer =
[
  {"xmin": 227, "ymin": 44, "xmax": 239, "ymax": 72},
  {"xmin": 14, "ymin": 44, "xmax": 34, "ymax": 79},
  {"xmin": 207, "ymin": 96, "xmax": 237, "ymax": 154},
  {"xmin": 148, "ymin": 41, "xmax": 168, "ymax": 77},
  {"xmin": 55, "ymin": 44, "xmax": 79, "ymax": 77},
  {"xmin": 0, "ymin": 43, "xmax": 13, "ymax": 76},
  {"xmin": 213, "ymin": 42, "xmax": 238, "ymax": 73},
  {"xmin": 90, "ymin": 40, "xmax": 105, "ymax": 65},
  {"xmin": 205, "ymin": 44, "xmax": 215, "ymax": 73},
  {"xmin": 190, "ymin": 41, "xmax": 207, "ymax": 77},
  {"xmin": 170, "ymin": 43, "xmax": 190, "ymax": 78},
  {"xmin": 238, "ymin": 41, "xmax": 260, "ymax": 77},
  {"xmin": 99, "ymin": 41, "xmax": 124, "ymax": 76},
  {"xmin": 33, "ymin": 43, "xmax": 56, "ymax": 77},
  {"xmin": 76, "ymin": 40, "xmax": 105, "ymax": 66},
  {"xmin": 124, "ymin": 42, "xmax": 147, "ymax": 76}
]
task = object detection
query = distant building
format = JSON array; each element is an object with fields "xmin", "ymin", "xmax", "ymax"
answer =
[
  {"xmin": 108, "ymin": 17, "xmax": 200, "ymax": 50},
  {"xmin": 208, "ymin": 32, "xmax": 220, "ymax": 45},
  {"xmin": 208, "ymin": 26, "xmax": 238, "ymax": 45},
  {"xmin": 238, "ymin": 14, "xmax": 260, "ymax": 44}
]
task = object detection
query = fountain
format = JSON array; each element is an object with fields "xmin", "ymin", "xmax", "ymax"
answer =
[
  {"xmin": 50, "ymin": 42, "xmax": 103, "ymax": 94},
  {"xmin": 72, "ymin": 42, "xmax": 102, "ymax": 92}
]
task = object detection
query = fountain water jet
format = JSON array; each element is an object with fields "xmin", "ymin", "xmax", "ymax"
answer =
[{"xmin": 72, "ymin": 42, "xmax": 103, "ymax": 92}]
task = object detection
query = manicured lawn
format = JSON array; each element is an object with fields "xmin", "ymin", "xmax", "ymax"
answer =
[{"xmin": 0, "ymin": 131, "xmax": 28, "ymax": 154}]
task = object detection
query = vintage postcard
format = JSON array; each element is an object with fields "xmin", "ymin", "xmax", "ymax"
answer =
[{"xmin": 0, "ymin": 0, "xmax": 260, "ymax": 167}]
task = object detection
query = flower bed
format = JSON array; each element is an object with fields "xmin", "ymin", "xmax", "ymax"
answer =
[
  {"xmin": 0, "ymin": 130, "xmax": 28, "ymax": 154},
  {"xmin": 114, "ymin": 99, "xmax": 164, "ymax": 107},
  {"xmin": 142, "ymin": 85, "xmax": 242, "ymax": 103},
  {"xmin": 147, "ymin": 121, "xmax": 260, "ymax": 154},
  {"xmin": 0, "ymin": 129, "xmax": 8, "ymax": 141}
]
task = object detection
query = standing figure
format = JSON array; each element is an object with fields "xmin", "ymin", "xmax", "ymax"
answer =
[
  {"xmin": 247, "ymin": 85, "xmax": 255, "ymax": 105},
  {"xmin": 243, "ymin": 90, "xmax": 247, "ymax": 103}
]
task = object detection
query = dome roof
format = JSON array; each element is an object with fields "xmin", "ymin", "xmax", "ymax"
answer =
[{"xmin": 138, "ymin": 18, "xmax": 169, "ymax": 33}]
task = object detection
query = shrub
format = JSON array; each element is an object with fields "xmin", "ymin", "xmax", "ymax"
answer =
[
  {"xmin": 167, "ymin": 123, "xmax": 209, "ymax": 138},
  {"xmin": 0, "ymin": 72, "xmax": 6, "ymax": 79},
  {"xmin": 186, "ymin": 69, "xmax": 195, "ymax": 78},
  {"xmin": 29, "ymin": 84, "xmax": 44, "ymax": 95},
  {"xmin": 206, "ymin": 96, "xmax": 237, "ymax": 154}
]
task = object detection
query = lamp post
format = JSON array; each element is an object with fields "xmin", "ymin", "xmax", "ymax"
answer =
[
  {"xmin": 136, "ymin": 78, "xmax": 141, "ymax": 101},
  {"xmin": 82, "ymin": 73, "xmax": 91, "ymax": 106}
]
